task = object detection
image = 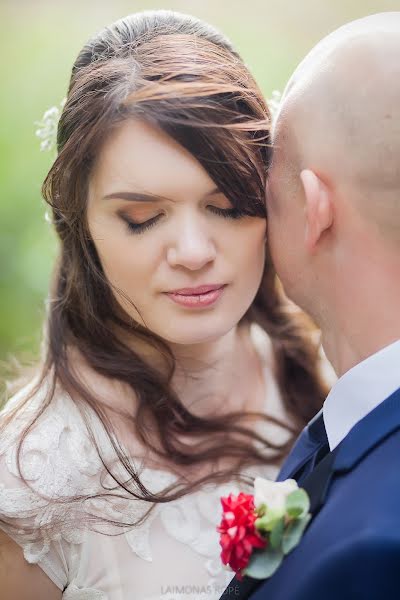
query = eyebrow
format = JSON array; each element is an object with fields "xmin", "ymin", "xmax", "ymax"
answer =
[{"xmin": 103, "ymin": 187, "xmax": 221, "ymax": 202}]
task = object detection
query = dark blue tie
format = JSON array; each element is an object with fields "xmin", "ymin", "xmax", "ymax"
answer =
[{"xmin": 277, "ymin": 410, "xmax": 330, "ymax": 484}]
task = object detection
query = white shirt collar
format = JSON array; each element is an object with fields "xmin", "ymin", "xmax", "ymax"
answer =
[{"xmin": 323, "ymin": 339, "xmax": 400, "ymax": 450}]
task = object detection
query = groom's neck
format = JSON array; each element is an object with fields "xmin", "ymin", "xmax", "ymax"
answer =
[
  {"xmin": 322, "ymin": 326, "xmax": 400, "ymax": 378},
  {"xmin": 318, "ymin": 252, "xmax": 400, "ymax": 377}
]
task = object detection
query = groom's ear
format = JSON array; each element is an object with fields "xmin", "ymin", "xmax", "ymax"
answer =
[{"xmin": 300, "ymin": 169, "xmax": 333, "ymax": 253}]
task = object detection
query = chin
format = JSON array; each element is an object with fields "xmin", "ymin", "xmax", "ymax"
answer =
[{"xmin": 157, "ymin": 319, "xmax": 237, "ymax": 346}]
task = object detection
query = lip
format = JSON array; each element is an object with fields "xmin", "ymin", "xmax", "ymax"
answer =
[
  {"xmin": 164, "ymin": 284, "xmax": 227, "ymax": 308},
  {"xmin": 167, "ymin": 284, "xmax": 225, "ymax": 295}
]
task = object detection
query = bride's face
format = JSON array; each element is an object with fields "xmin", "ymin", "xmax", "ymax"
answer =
[{"xmin": 87, "ymin": 119, "xmax": 266, "ymax": 345}]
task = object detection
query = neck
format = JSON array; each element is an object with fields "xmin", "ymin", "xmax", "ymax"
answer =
[
  {"xmin": 317, "ymin": 251, "xmax": 400, "ymax": 377},
  {"xmin": 169, "ymin": 323, "xmax": 264, "ymax": 417}
]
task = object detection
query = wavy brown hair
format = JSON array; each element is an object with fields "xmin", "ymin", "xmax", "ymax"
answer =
[{"xmin": 2, "ymin": 10, "xmax": 326, "ymax": 533}]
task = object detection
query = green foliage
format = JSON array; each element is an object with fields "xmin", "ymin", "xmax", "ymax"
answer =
[
  {"xmin": 282, "ymin": 514, "xmax": 311, "ymax": 555},
  {"xmin": 248, "ymin": 480, "xmax": 313, "ymax": 579},
  {"xmin": 285, "ymin": 489, "xmax": 310, "ymax": 519},
  {"xmin": 246, "ymin": 509, "xmax": 312, "ymax": 579},
  {"xmin": 269, "ymin": 517, "xmax": 285, "ymax": 550},
  {"xmin": 244, "ymin": 545, "xmax": 283, "ymax": 580}
]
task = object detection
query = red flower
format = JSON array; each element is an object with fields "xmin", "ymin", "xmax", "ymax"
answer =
[{"xmin": 217, "ymin": 492, "xmax": 267, "ymax": 579}]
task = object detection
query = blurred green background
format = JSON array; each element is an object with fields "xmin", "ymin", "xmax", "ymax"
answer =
[{"xmin": 1, "ymin": 0, "xmax": 399, "ymax": 376}]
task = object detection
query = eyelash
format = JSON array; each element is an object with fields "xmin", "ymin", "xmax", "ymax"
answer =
[
  {"xmin": 124, "ymin": 215, "xmax": 161, "ymax": 234},
  {"xmin": 122, "ymin": 206, "xmax": 245, "ymax": 235}
]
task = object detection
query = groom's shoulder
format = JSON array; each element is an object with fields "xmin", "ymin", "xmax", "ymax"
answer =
[
  {"xmin": 335, "ymin": 422, "xmax": 400, "ymax": 495},
  {"xmin": 347, "ymin": 419, "xmax": 400, "ymax": 484},
  {"xmin": 332, "ymin": 388, "xmax": 400, "ymax": 493}
]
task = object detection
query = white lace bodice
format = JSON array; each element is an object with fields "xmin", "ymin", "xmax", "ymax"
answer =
[{"xmin": 0, "ymin": 325, "xmax": 292, "ymax": 599}]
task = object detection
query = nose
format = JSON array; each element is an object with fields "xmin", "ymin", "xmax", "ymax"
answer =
[{"xmin": 166, "ymin": 217, "xmax": 216, "ymax": 270}]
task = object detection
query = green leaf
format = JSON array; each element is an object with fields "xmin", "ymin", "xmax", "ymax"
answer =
[
  {"xmin": 244, "ymin": 546, "xmax": 284, "ymax": 580},
  {"xmin": 256, "ymin": 514, "xmax": 276, "ymax": 533},
  {"xmin": 282, "ymin": 514, "xmax": 311, "ymax": 555},
  {"xmin": 285, "ymin": 489, "xmax": 310, "ymax": 519},
  {"xmin": 256, "ymin": 503, "xmax": 267, "ymax": 517},
  {"xmin": 255, "ymin": 510, "xmax": 285, "ymax": 533},
  {"xmin": 270, "ymin": 517, "xmax": 285, "ymax": 550}
]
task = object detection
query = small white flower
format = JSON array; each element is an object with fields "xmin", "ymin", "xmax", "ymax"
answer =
[
  {"xmin": 35, "ymin": 98, "xmax": 66, "ymax": 152},
  {"xmin": 254, "ymin": 477, "xmax": 298, "ymax": 516}
]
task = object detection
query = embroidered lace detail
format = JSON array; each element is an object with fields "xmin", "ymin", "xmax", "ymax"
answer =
[{"xmin": 63, "ymin": 585, "xmax": 107, "ymax": 600}]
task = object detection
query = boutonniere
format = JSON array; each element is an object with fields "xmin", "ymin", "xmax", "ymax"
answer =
[{"xmin": 217, "ymin": 478, "xmax": 311, "ymax": 580}]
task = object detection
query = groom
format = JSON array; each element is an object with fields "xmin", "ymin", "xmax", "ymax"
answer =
[{"xmin": 221, "ymin": 12, "xmax": 400, "ymax": 600}]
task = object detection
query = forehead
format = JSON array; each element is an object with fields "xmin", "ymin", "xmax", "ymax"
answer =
[{"xmin": 90, "ymin": 118, "xmax": 214, "ymax": 198}]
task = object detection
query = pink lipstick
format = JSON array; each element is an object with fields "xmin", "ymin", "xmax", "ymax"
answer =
[{"xmin": 165, "ymin": 284, "xmax": 226, "ymax": 308}]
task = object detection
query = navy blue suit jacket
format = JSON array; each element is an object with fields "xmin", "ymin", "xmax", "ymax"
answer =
[{"xmin": 220, "ymin": 387, "xmax": 400, "ymax": 600}]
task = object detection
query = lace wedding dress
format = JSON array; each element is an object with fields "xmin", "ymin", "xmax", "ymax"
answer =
[{"xmin": 0, "ymin": 325, "xmax": 292, "ymax": 599}]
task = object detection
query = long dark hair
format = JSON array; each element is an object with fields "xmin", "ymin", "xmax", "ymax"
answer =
[{"xmin": 2, "ymin": 10, "xmax": 326, "ymax": 534}]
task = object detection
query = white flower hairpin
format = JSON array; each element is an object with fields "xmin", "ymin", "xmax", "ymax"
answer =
[{"xmin": 35, "ymin": 98, "xmax": 66, "ymax": 152}]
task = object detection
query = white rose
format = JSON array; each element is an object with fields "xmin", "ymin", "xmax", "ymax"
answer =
[{"xmin": 254, "ymin": 477, "xmax": 298, "ymax": 516}]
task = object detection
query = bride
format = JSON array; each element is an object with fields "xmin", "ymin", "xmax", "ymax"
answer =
[{"xmin": 0, "ymin": 10, "xmax": 327, "ymax": 599}]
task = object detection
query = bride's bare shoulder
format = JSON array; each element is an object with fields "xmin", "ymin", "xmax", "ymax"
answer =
[{"xmin": 0, "ymin": 528, "xmax": 62, "ymax": 600}]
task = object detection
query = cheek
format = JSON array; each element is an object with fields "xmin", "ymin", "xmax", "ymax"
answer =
[
  {"xmin": 89, "ymin": 217, "xmax": 148, "ymax": 291},
  {"xmin": 233, "ymin": 219, "xmax": 266, "ymax": 280}
]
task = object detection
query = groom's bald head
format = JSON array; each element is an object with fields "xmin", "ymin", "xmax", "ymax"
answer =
[{"xmin": 272, "ymin": 12, "xmax": 400, "ymax": 240}]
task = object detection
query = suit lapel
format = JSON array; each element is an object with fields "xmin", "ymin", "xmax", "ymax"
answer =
[
  {"xmin": 277, "ymin": 410, "xmax": 324, "ymax": 482},
  {"xmin": 300, "ymin": 446, "xmax": 338, "ymax": 514},
  {"xmin": 299, "ymin": 386, "xmax": 400, "ymax": 514}
]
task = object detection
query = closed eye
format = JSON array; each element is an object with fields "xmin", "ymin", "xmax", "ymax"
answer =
[
  {"xmin": 122, "ymin": 214, "xmax": 163, "ymax": 234},
  {"xmin": 207, "ymin": 206, "xmax": 245, "ymax": 219},
  {"xmin": 120, "ymin": 205, "xmax": 246, "ymax": 235}
]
